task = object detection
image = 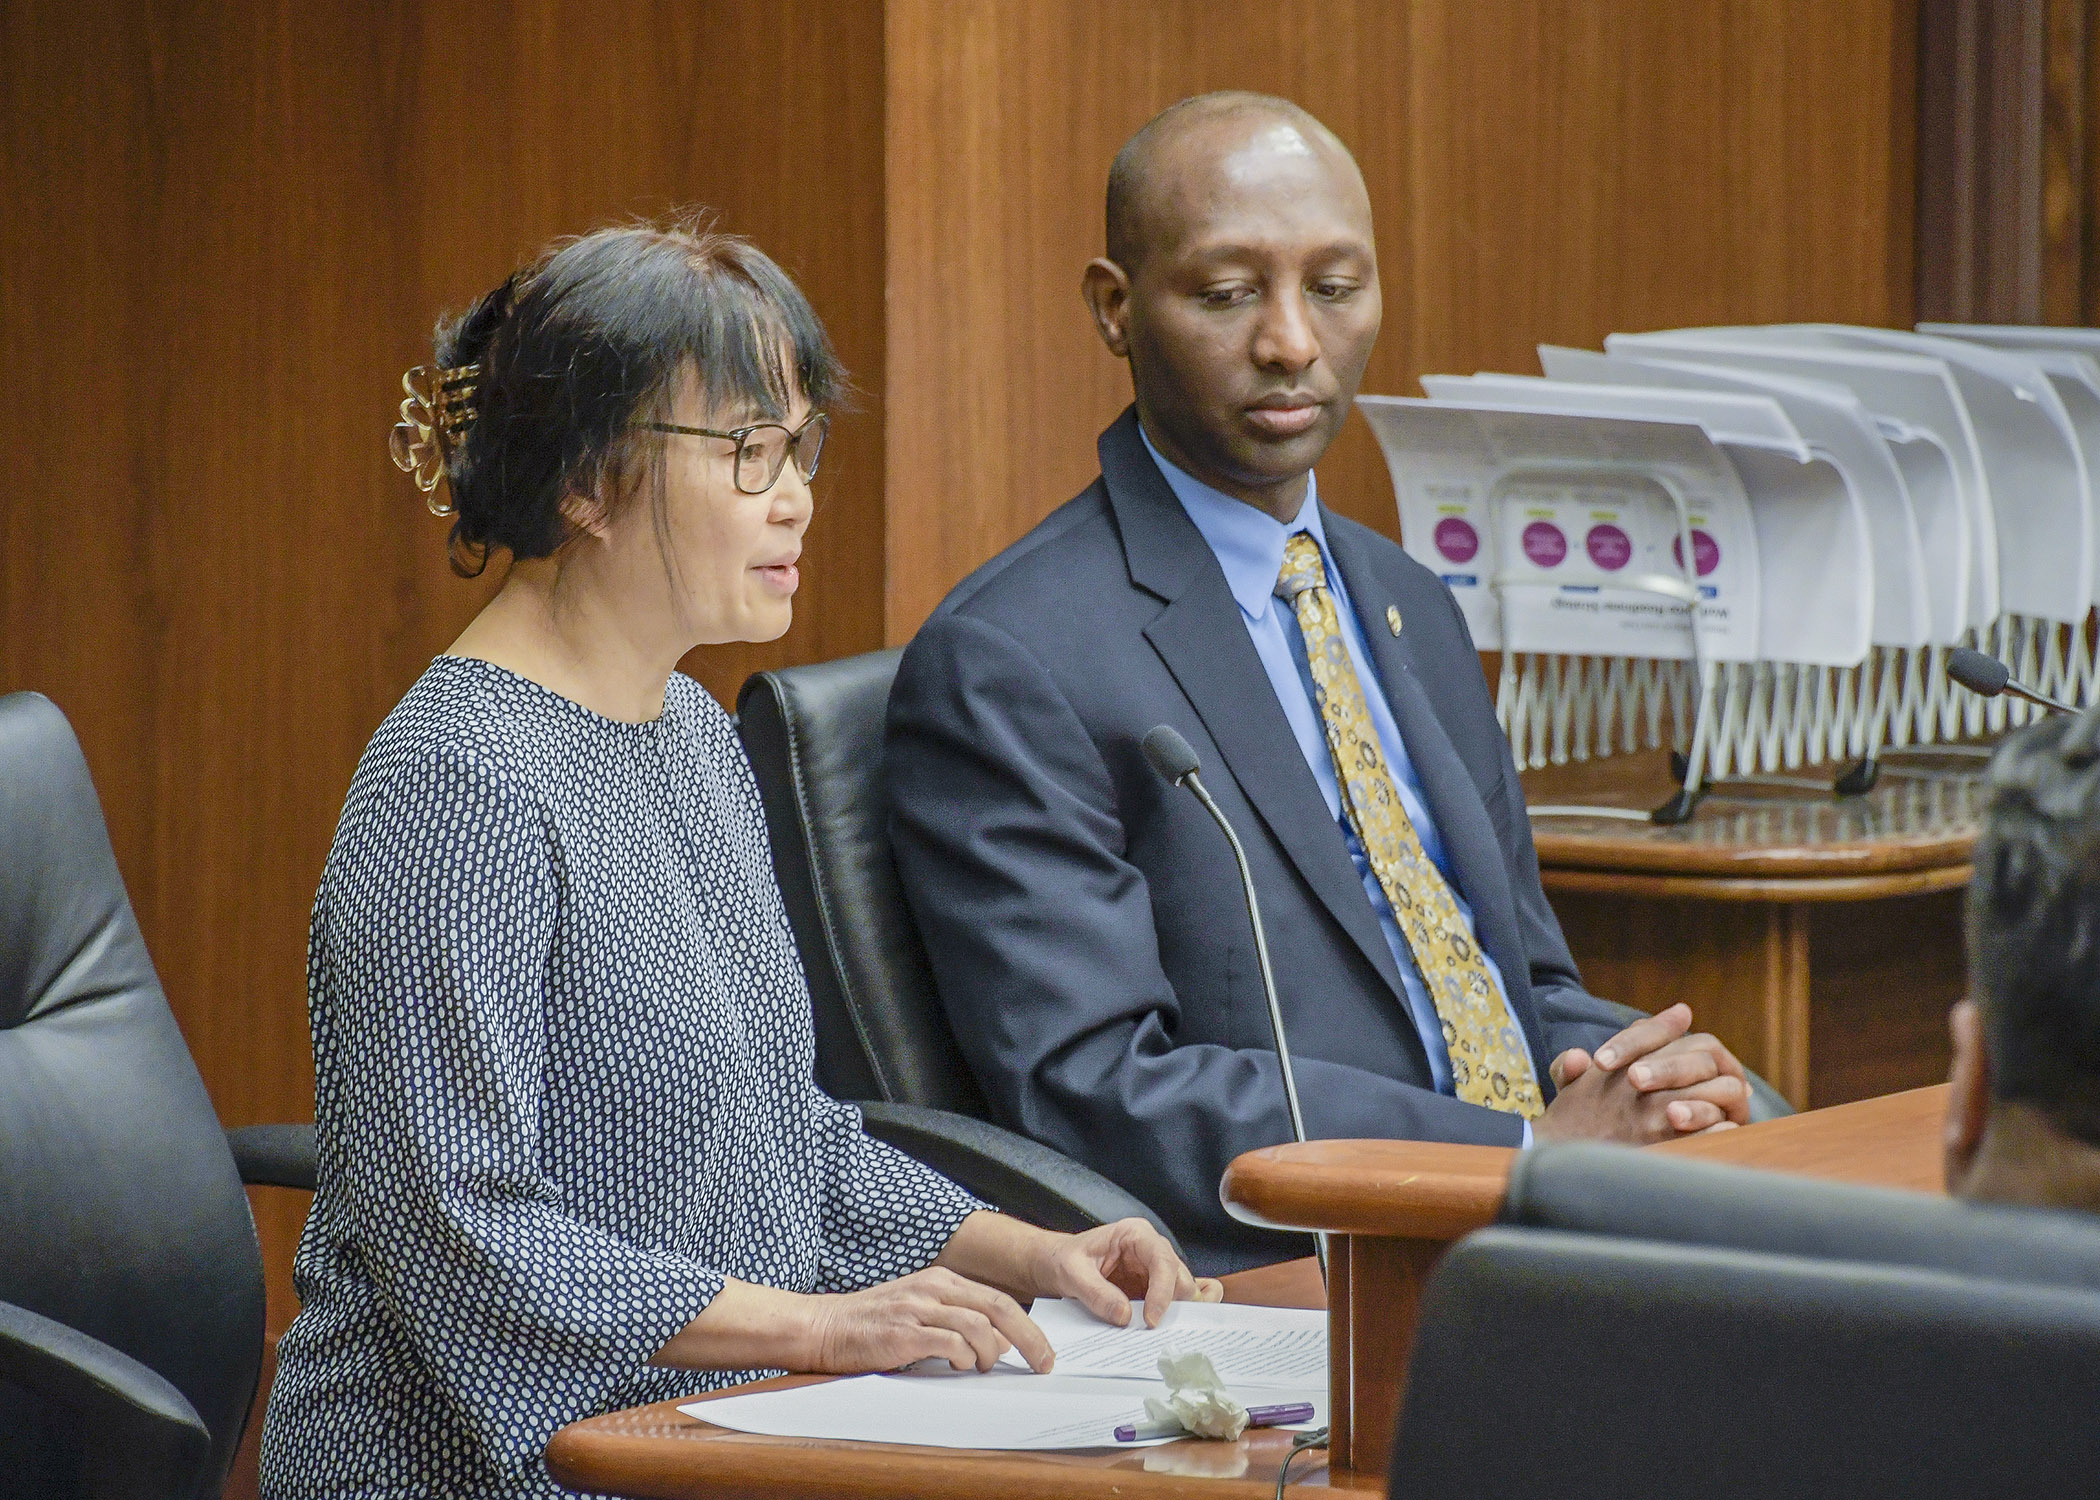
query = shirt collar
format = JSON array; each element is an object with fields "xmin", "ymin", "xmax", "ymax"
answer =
[{"xmin": 1139, "ymin": 424, "xmax": 1328, "ymax": 622}]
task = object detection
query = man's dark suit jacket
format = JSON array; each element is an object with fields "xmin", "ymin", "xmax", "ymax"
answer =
[{"xmin": 884, "ymin": 408, "xmax": 1624, "ymax": 1272}]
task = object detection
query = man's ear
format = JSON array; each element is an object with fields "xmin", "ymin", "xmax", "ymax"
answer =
[
  {"xmin": 1945, "ymin": 998, "xmax": 1992, "ymax": 1192},
  {"xmin": 1081, "ymin": 258, "xmax": 1133, "ymax": 359}
]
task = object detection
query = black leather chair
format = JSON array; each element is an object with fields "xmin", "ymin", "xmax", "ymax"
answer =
[
  {"xmin": 1, "ymin": 691, "xmax": 315, "ymax": 1500},
  {"xmin": 1390, "ymin": 1222, "xmax": 2100, "ymax": 1499},
  {"xmin": 738, "ymin": 651, "xmax": 1184, "ymax": 1250},
  {"xmin": 1501, "ymin": 1141, "xmax": 2100, "ymax": 1289}
]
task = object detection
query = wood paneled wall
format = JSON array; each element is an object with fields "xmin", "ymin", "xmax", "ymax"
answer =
[
  {"xmin": 884, "ymin": 0, "xmax": 1918, "ymax": 638},
  {"xmin": 0, "ymin": 0, "xmax": 887, "ymax": 1356}
]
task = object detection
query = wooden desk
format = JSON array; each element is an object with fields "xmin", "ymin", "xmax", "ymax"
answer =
[
  {"xmin": 545, "ymin": 1258, "xmax": 1366, "ymax": 1499},
  {"xmin": 1221, "ymin": 1083, "xmax": 1950, "ymax": 1477},
  {"xmin": 1523, "ymin": 750, "xmax": 1980, "ymax": 1107},
  {"xmin": 551, "ymin": 1087, "xmax": 1947, "ymax": 1497}
]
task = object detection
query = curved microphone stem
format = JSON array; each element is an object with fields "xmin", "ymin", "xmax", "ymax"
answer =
[
  {"xmin": 1179, "ymin": 768, "xmax": 1326, "ymax": 1282},
  {"xmin": 2005, "ymin": 681, "xmax": 2080, "ymax": 716}
]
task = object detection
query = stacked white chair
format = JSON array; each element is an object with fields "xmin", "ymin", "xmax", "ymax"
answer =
[{"xmin": 1361, "ymin": 324, "xmax": 2100, "ymax": 821}]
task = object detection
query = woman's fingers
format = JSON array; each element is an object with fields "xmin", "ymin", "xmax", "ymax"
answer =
[
  {"xmin": 1138, "ymin": 1229, "xmax": 1190, "ymax": 1328},
  {"xmin": 926, "ymin": 1272, "xmax": 1054, "ymax": 1371},
  {"xmin": 1058, "ymin": 1241, "xmax": 1138, "ymax": 1326},
  {"xmin": 918, "ymin": 1301, "xmax": 1009, "ymax": 1372}
]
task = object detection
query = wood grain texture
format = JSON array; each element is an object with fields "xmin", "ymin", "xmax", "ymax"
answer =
[
  {"xmin": 1649, "ymin": 1082, "xmax": 1948, "ymax": 1190},
  {"xmin": 1806, "ymin": 890, "xmax": 1964, "ymax": 1105},
  {"xmin": 1336, "ymin": 1237, "xmax": 1441, "ymax": 1477},
  {"xmin": 0, "ymin": 6, "xmax": 884, "ymax": 1496},
  {"xmin": 1522, "ymin": 749, "xmax": 1983, "ymax": 878},
  {"xmin": 883, "ymin": 0, "xmax": 1916, "ymax": 640}
]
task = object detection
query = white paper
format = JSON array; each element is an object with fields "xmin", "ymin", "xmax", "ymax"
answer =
[
  {"xmin": 997, "ymin": 1297, "xmax": 1329, "ymax": 1386},
  {"xmin": 674, "ymin": 1298, "xmax": 1329, "ymax": 1452},
  {"xmin": 681, "ymin": 1370, "xmax": 1175, "ymax": 1450}
]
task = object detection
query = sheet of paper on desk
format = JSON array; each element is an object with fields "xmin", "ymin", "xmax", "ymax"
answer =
[
  {"xmin": 682, "ymin": 1371, "xmax": 1187, "ymax": 1450},
  {"xmin": 998, "ymin": 1297, "xmax": 1329, "ymax": 1386}
]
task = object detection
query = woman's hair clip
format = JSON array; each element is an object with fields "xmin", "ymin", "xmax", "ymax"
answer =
[{"xmin": 389, "ymin": 363, "xmax": 482, "ymax": 515}]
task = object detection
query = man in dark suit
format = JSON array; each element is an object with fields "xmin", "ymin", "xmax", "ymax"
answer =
[{"xmin": 885, "ymin": 92, "xmax": 1749, "ymax": 1272}]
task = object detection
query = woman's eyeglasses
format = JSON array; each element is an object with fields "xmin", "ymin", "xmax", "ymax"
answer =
[{"xmin": 645, "ymin": 412, "xmax": 829, "ymax": 495}]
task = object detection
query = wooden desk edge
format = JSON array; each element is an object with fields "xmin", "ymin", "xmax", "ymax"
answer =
[
  {"xmin": 1221, "ymin": 1085, "xmax": 1953, "ymax": 1236},
  {"xmin": 546, "ymin": 1402, "xmax": 1359, "ymax": 1500},
  {"xmin": 1530, "ymin": 829, "xmax": 1975, "ymax": 880},
  {"xmin": 1540, "ymin": 863, "xmax": 1972, "ymax": 903}
]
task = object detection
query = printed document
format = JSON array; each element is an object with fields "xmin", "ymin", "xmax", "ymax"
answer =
[{"xmin": 677, "ymin": 1297, "xmax": 1327, "ymax": 1450}]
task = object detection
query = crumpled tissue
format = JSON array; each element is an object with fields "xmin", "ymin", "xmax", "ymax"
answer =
[{"xmin": 1141, "ymin": 1350, "xmax": 1249, "ymax": 1440}]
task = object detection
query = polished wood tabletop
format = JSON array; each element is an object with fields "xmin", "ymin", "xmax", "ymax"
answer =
[
  {"xmin": 1522, "ymin": 749, "xmax": 1983, "ymax": 879},
  {"xmin": 1221, "ymin": 1084, "xmax": 1948, "ymax": 1240},
  {"xmin": 545, "ymin": 1259, "xmax": 1363, "ymax": 1500}
]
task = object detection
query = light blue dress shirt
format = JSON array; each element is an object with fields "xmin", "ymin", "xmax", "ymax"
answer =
[{"xmin": 1141, "ymin": 429, "xmax": 1532, "ymax": 1142}]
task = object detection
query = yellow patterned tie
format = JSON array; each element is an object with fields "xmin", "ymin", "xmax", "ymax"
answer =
[{"xmin": 1276, "ymin": 534, "xmax": 1544, "ymax": 1118}]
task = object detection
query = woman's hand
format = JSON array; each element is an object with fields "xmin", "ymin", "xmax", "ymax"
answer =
[
  {"xmin": 649, "ymin": 1269, "xmax": 1053, "ymax": 1375},
  {"xmin": 1026, "ymin": 1218, "xmax": 1224, "ymax": 1329},
  {"xmin": 652, "ymin": 1214, "xmax": 1221, "ymax": 1375},
  {"xmin": 806, "ymin": 1266, "xmax": 1053, "ymax": 1373},
  {"xmin": 933, "ymin": 1211, "xmax": 1222, "ymax": 1331}
]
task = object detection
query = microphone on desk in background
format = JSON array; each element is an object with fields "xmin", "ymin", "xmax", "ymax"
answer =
[
  {"xmin": 1946, "ymin": 647, "xmax": 2081, "ymax": 715},
  {"xmin": 1140, "ymin": 724, "xmax": 1328, "ymax": 1282}
]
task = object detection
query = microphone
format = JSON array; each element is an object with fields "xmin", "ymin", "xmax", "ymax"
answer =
[
  {"xmin": 1947, "ymin": 647, "xmax": 2078, "ymax": 714},
  {"xmin": 1141, "ymin": 725, "xmax": 1326, "ymax": 1278}
]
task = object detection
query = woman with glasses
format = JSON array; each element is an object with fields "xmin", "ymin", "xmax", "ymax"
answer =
[{"xmin": 260, "ymin": 218, "xmax": 1215, "ymax": 1500}]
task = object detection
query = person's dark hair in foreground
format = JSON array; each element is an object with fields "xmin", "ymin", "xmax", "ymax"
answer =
[
  {"xmin": 1949, "ymin": 707, "xmax": 2100, "ymax": 1212},
  {"xmin": 263, "ymin": 214, "xmax": 1211, "ymax": 1500}
]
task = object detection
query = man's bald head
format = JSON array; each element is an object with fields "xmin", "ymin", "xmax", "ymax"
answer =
[
  {"xmin": 1082, "ymin": 91, "xmax": 1381, "ymax": 521},
  {"xmin": 1105, "ymin": 93, "xmax": 1363, "ymax": 271}
]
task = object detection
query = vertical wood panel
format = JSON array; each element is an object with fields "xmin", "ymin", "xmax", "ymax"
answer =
[
  {"xmin": 0, "ymin": 9, "xmax": 885, "ymax": 1490},
  {"xmin": 884, "ymin": 0, "xmax": 1916, "ymax": 641}
]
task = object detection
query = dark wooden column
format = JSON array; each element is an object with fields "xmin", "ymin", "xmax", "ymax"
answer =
[{"xmin": 1917, "ymin": 0, "xmax": 2091, "ymax": 324}]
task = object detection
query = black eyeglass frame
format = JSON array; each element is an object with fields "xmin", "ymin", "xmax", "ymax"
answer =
[{"xmin": 644, "ymin": 412, "xmax": 829, "ymax": 495}]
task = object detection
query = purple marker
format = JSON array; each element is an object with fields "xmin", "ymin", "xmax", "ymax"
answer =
[{"xmin": 1113, "ymin": 1401, "xmax": 1318, "ymax": 1442}]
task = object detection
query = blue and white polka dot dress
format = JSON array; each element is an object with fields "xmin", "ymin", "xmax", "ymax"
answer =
[{"xmin": 260, "ymin": 656, "xmax": 982, "ymax": 1499}]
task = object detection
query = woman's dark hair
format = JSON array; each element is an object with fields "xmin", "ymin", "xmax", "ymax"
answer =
[
  {"xmin": 1968, "ymin": 707, "xmax": 2100, "ymax": 1145},
  {"xmin": 431, "ymin": 213, "xmax": 845, "ymax": 576}
]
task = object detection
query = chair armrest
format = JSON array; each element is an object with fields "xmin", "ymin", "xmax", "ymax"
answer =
[
  {"xmin": 1583, "ymin": 1000, "xmax": 1795, "ymax": 1122},
  {"xmin": 0, "ymin": 1298, "xmax": 211, "ymax": 1500},
  {"xmin": 226, "ymin": 1122, "xmax": 317, "ymax": 1190},
  {"xmin": 855, "ymin": 1102, "xmax": 1187, "ymax": 1262}
]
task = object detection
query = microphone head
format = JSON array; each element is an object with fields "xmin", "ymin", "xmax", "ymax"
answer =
[
  {"xmin": 1141, "ymin": 725, "xmax": 1202, "ymax": 786},
  {"xmin": 1947, "ymin": 647, "xmax": 2011, "ymax": 698}
]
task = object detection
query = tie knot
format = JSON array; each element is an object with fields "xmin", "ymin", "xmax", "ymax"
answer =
[{"xmin": 1276, "ymin": 533, "xmax": 1328, "ymax": 601}]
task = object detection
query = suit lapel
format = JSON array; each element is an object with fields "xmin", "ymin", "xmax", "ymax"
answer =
[{"xmin": 1098, "ymin": 412, "xmax": 1410, "ymax": 1004}]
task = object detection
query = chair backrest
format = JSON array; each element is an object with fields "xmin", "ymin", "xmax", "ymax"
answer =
[
  {"xmin": 0, "ymin": 692, "xmax": 263, "ymax": 1498},
  {"xmin": 736, "ymin": 651, "xmax": 990, "ymax": 1115},
  {"xmin": 1503, "ymin": 1142, "xmax": 2100, "ymax": 1294},
  {"xmin": 1391, "ymin": 1225, "xmax": 2100, "ymax": 1499}
]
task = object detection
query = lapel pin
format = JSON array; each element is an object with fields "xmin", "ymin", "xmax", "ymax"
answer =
[{"xmin": 1386, "ymin": 605, "xmax": 1403, "ymax": 636}]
